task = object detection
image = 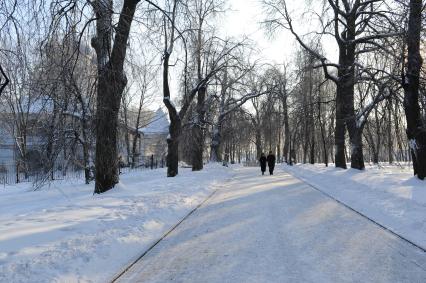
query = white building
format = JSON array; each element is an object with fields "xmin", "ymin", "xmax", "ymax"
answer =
[
  {"xmin": 0, "ymin": 103, "xmax": 170, "ymax": 182},
  {"xmin": 139, "ymin": 108, "xmax": 169, "ymax": 157}
]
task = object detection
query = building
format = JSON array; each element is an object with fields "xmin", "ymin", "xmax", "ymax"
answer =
[
  {"xmin": 0, "ymin": 102, "xmax": 169, "ymax": 183},
  {"xmin": 139, "ymin": 108, "xmax": 169, "ymax": 158}
]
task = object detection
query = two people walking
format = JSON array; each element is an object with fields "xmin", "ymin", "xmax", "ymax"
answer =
[{"xmin": 259, "ymin": 151, "xmax": 276, "ymax": 175}]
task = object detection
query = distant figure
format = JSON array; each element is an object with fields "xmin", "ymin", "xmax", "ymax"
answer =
[
  {"xmin": 259, "ymin": 153, "xmax": 267, "ymax": 175},
  {"xmin": 267, "ymin": 151, "xmax": 276, "ymax": 175}
]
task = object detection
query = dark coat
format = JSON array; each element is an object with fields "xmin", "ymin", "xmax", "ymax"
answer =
[
  {"xmin": 259, "ymin": 156, "xmax": 267, "ymax": 172},
  {"xmin": 267, "ymin": 154, "xmax": 276, "ymax": 168}
]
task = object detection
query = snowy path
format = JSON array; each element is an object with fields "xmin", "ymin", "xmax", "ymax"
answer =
[{"xmin": 116, "ymin": 167, "xmax": 426, "ymax": 283}]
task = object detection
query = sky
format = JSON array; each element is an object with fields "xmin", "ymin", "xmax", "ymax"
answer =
[
  {"xmin": 220, "ymin": 0, "xmax": 295, "ymax": 64},
  {"xmin": 220, "ymin": 0, "xmax": 339, "ymax": 64}
]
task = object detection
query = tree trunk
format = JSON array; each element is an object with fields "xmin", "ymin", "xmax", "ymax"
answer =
[
  {"xmin": 166, "ymin": 122, "xmax": 180, "ymax": 177},
  {"xmin": 122, "ymin": 103, "xmax": 131, "ymax": 165},
  {"xmin": 71, "ymin": 73, "xmax": 91, "ymax": 184},
  {"xmin": 309, "ymin": 134, "xmax": 315, "ymax": 164},
  {"xmin": 403, "ymin": 0, "xmax": 426, "ymax": 179},
  {"xmin": 192, "ymin": 86, "xmax": 206, "ymax": 171},
  {"xmin": 334, "ymin": 85, "xmax": 346, "ymax": 168},
  {"xmin": 302, "ymin": 97, "xmax": 309, "ymax": 164},
  {"xmin": 334, "ymin": 43, "xmax": 348, "ymax": 169},
  {"xmin": 92, "ymin": 0, "xmax": 139, "ymax": 193},
  {"xmin": 131, "ymin": 132, "xmax": 139, "ymax": 168},
  {"xmin": 302, "ymin": 139, "xmax": 308, "ymax": 163},
  {"xmin": 344, "ymin": 52, "xmax": 363, "ymax": 170},
  {"xmin": 0, "ymin": 64, "xmax": 9, "ymax": 97},
  {"xmin": 348, "ymin": 125, "xmax": 365, "ymax": 170},
  {"xmin": 387, "ymin": 100, "xmax": 393, "ymax": 164},
  {"xmin": 394, "ymin": 105, "xmax": 405, "ymax": 162},
  {"xmin": 255, "ymin": 128, "xmax": 262, "ymax": 159},
  {"xmin": 308, "ymin": 60, "xmax": 315, "ymax": 165},
  {"xmin": 288, "ymin": 133, "xmax": 293, "ymax": 165},
  {"xmin": 365, "ymin": 123, "xmax": 379, "ymax": 164},
  {"xmin": 282, "ymin": 94, "xmax": 290, "ymax": 163},
  {"xmin": 318, "ymin": 96, "xmax": 328, "ymax": 166},
  {"xmin": 328, "ymin": 111, "xmax": 335, "ymax": 164},
  {"xmin": 45, "ymin": 103, "xmax": 58, "ymax": 179},
  {"xmin": 94, "ymin": 70, "xmax": 125, "ymax": 193},
  {"xmin": 210, "ymin": 120, "xmax": 223, "ymax": 162},
  {"xmin": 162, "ymin": 48, "xmax": 182, "ymax": 177},
  {"xmin": 82, "ymin": 140, "xmax": 90, "ymax": 184},
  {"xmin": 80, "ymin": 114, "xmax": 91, "ymax": 184},
  {"xmin": 341, "ymin": 16, "xmax": 364, "ymax": 170},
  {"xmin": 373, "ymin": 150, "xmax": 379, "ymax": 164},
  {"xmin": 374, "ymin": 108, "xmax": 382, "ymax": 164},
  {"xmin": 131, "ymin": 93, "xmax": 144, "ymax": 168},
  {"xmin": 277, "ymin": 104, "xmax": 282, "ymax": 162}
]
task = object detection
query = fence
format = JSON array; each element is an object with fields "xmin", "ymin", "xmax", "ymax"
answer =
[
  {"xmin": 0, "ymin": 155, "xmax": 165, "ymax": 187},
  {"xmin": 132, "ymin": 155, "xmax": 165, "ymax": 170},
  {"xmin": 0, "ymin": 165, "xmax": 90, "ymax": 187}
]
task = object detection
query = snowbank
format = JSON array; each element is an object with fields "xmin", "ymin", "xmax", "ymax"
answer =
[
  {"xmin": 0, "ymin": 164, "xmax": 233, "ymax": 283},
  {"xmin": 283, "ymin": 163, "xmax": 426, "ymax": 250}
]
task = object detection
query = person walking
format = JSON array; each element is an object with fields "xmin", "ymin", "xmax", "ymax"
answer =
[
  {"xmin": 259, "ymin": 153, "xmax": 267, "ymax": 175},
  {"xmin": 267, "ymin": 151, "xmax": 276, "ymax": 175}
]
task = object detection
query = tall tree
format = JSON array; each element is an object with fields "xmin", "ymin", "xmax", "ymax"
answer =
[
  {"xmin": 91, "ymin": 0, "xmax": 141, "ymax": 193},
  {"xmin": 402, "ymin": 0, "xmax": 426, "ymax": 179},
  {"xmin": 209, "ymin": 60, "xmax": 268, "ymax": 162},
  {"xmin": 149, "ymin": 0, "xmax": 209, "ymax": 176},
  {"xmin": 263, "ymin": 0, "xmax": 399, "ymax": 169},
  {"xmin": 186, "ymin": 0, "xmax": 224, "ymax": 171}
]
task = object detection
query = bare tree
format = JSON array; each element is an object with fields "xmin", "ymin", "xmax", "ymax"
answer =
[
  {"xmin": 263, "ymin": 0, "xmax": 400, "ymax": 170},
  {"xmin": 185, "ymin": 0, "xmax": 225, "ymax": 171},
  {"xmin": 0, "ymin": 0, "xmax": 17, "ymax": 97},
  {"xmin": 130, "ymin": 62, "xmax": 157, "ymax": 168},
  {"xmin": 402, "ymin": 0, "xmax": 426, "ymax": 179},
  {"xmin": 209, "ymin": 59, "xmax": 269, "ymax": 162},
  {"xmin": 90, "ymin": 0, "xmax": 141, "ymax": 193}
]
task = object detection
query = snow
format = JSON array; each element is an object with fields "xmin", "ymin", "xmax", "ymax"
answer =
[
  {"xmin": 117, "ymin": 167, "xmax": 426, "ymax": 282},
  {"xmin": 0, "ymin": 164, "xmax": 232, "ymax": 283},
  {"xmin": 2, "ymin": 163, "xmax": 426, "ymax": 282},
  {"xmin": 283, "ymin": 163, "xmax": 426, "ymax": 250}
]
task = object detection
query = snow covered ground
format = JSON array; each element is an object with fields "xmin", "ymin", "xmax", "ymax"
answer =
[
  {"xmin": 283, "ymin": 163, "xmax": 426, "ymax": 251},
  {"xmin": 116, "ymin": 167, "xmax": 426, "ymax": 283},
  {"xmin": 2, "ymin": 162, "xmax": 425, "ymax": 283},
  {"xmin": 0, "ymin": 165, "xmax": 233, "ymax": 283}
]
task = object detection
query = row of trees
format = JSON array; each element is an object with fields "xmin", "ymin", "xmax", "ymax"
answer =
[
  {"xmin": 262, "ymin": 0, "xmax": 425, "ymax": 178},
  {"xmin": 0, "ymin": 0, "xmax": 156, "ymax": 186},
  {"xmin": 0, "ymin": 0, "xmax": 424, "ymax": 194},
  {"xmin": 0, "ymin": 0, "xmax": 276, "ymax": 192}
]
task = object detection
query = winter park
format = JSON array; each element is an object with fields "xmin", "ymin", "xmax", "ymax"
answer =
[{"xmin": 1, "ymin": 0, "xmax": 426, "ymax": 282}]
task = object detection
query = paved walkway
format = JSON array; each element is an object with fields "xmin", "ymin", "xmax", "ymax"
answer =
[{"xmin": 116, "ymin": 167, "xmax": 426, "ymax": 283}]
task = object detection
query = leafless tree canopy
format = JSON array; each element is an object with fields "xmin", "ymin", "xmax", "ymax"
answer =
[{"xmin": 0, "ymin": 0, "xmax": 425, "ymax": 191}]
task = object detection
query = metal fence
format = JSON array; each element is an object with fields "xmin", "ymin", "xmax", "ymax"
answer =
[
  {"xmin": 131, "ymin": 155, "xmax": 165, "ymax": 170},
  {"xmin": 0, "ymin": 155, "xmax": 165, "ymax": 187}
]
